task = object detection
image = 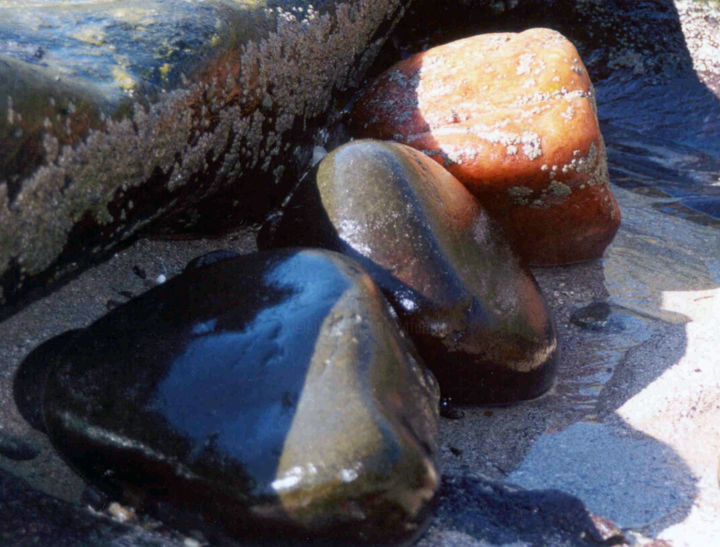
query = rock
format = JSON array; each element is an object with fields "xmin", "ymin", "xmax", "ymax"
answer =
[
  {"xmin": 0, "ymin": 431, "xmax": 39, "ymax": 461},
  {"xmin": 417, "ymin": 475, "xmax": 627, "ymax": 547},
  {"xmin": 0, "ymin": 0, "xmax": 410, "ymax": 314},
  {"xmin": 570, "ymin": 301, "xmax": 612, "ymax": 331},
  {"xmin": 260, "ymin": 139, "xmax": 557, "ymax": 404},
  {"xmin": 439, "ymin": 397, "xmax": 465, "ymax": 420},
  {"xmin": 15, "ymin": 248, "xmax": 440, "ymax": 545},
  {"xmin": 351, "ymin": 28, "xmax": 620, "ymax": 265},
  {"xmin": 588, "ymin": 513, "xmax": 625, "ymax": 544}
]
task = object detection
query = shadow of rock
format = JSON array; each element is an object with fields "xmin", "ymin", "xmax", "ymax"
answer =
[
  {"xmin": 508, "ymin": 420, "xmax": 696, "ymax": 530},
  {"xmin": 418, "ymin": 474, "xmax": 625, "ymax": 546},
  {"xmin": 0, "ymin": 467, "xmax": 185, "ymax": 546}
]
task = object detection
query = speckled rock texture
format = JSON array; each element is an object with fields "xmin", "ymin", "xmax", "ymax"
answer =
[
  {"xmin": 351, "ymin": 28, "xmax": 620, "ymax": 265},
  {"xmin": 0, "ymin": 0, "xmax": 409, "ymax": 314},
  {"xmin": 14, "ymin": 248, "xmax": 440, "ymax": 545},
  {"xmin": 261, "ymin": 139, "xmax": 557, "ymax": 404}
]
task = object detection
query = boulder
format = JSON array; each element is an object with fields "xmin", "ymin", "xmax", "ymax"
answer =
[
  {"xmin": 260, "ymin": 139, "xmax": 557, "ymax": 404},
  {"xmin": 0, "ymin": 0, "xmax": 409, "ymax": 314},
  {"xmin": 351, "ymin": 28, "xmax": 620, "ymax": 265},
  {"xmin": 14, "ymin": 248, "xmax": 440, "ymax": 545}
]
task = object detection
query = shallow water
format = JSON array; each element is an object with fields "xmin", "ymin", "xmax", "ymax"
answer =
[{"xmin": 597, "ymin": 70, "xmax": 720, "ymax": 222}]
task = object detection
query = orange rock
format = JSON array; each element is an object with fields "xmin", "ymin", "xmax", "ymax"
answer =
[{"xmin": 351, "ymin": 28, "xmax": 620, "ymax": 265}]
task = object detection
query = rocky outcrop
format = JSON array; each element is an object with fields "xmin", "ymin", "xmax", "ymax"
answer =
[
  {"xmin": 351, "ymin": 28, "xmax": 620, "ymax": 265},
  {"xmin": 0, "ymin": 0, "xmax": 409, "ymax": 313},
  {"xmin": 261, "ymin": 139, "xmax": 557, "ymax": 403},
  {"xmin": 15, "ymin": 248, "xmax": 440, "ymax": 545}
]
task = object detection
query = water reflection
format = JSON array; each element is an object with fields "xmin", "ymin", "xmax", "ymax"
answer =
[
  {"xmin": 557, "ymin": 305, "xmax": 656, "ymax": 418},
  {"xmin": 601, "ymin": 77, "xmax": 720, "ymax": 223},
  {"xmin": 149, "ymin": 253, "xmax": 351, "ymax": 493}
]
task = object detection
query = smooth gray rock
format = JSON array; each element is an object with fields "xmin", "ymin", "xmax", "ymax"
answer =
[{"xmin": 0, "ymin": 0, "xmax": 409, "ymax": 313}]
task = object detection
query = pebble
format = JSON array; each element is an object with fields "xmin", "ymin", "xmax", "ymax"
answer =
[
  {"xmin": 571, "ymin": 301, "xmax": 612, "ymax": 330},
  {"xmin": 0, "ymin": 431, "xmax": 40, "ymax": 461}
]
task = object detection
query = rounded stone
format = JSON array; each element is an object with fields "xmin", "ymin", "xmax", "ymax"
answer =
[
  {"xmin": 350, "ymin": 28, "xmax": 621, "ymax": 265},
  {"xmin": 15, "ymin": 248, "xmax": 440, "ymax": 545},
  {"xmin": 260, "ymin": 139, "xmax": 558, "ymax": 404}
]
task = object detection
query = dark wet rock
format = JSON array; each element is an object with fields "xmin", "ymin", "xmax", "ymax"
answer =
[
  {"xmin": 15, "ymin": 248, "xmax": 440, "ymax": 545},
  {"xmin": 417, "ymin": 475, "xmax": 627, "ymax": 547},
  {"xmin": 261, "ymin": 139, "xmax": 557, "ymax": 404},
  {"xmin": 183, "ymin": 249, "xmax": 241, "ymax": 272},
  {"xmin": 571, "ymin": 301, "xmax": 613, "ymax": 331},
  {"xmin": 81, "ymin": 485, "xmax": 111, "ymax": 512},
  {"xmin": 0, "ymin": 0, "xmax": 410, "ymax": 314},
  {"xmin": 0, "ymin": 431, "xmax": 39, "ymax": 461},
  {"xmin": 105, "ymin": 298, "xmax": 123, "ymax": 310},
  {"xmin": 439, "ymin": 397, "xmax": 465, "ymax": 420},
  {"xmin": 570, "ymin": 301, "xmax": 635, "ymax": 334},
  {"xmin": 0, "ymin": 467, "xmax": 184, "ymax": 546}
]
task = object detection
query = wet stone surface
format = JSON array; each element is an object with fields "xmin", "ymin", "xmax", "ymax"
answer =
[
  {"xmin": 14, "ymin": 248, "xmax": 440, "ymax": 545},
  {"xmin": 351, "ymin": 28, "xmax": 620, "ymax": 265},
  {"xmin": 261, "ymin": 139, "xmax": 558, "ymax": 404},
  {"xmin": 0, "ymin": 0, "xmax": 409, "ymax": 313}
]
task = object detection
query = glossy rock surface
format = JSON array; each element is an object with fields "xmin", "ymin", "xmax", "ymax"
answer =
[
  {"xmin": 351, "ymin": 28, "xmax": 620, "ymax": 265},
  {"xmin": 261, "ymin": 140, "xmax": 557, "ymax": 404},
  {"xmin": 15, "ymin": 248, "xmax": 440, "ymax": 545},
  {"xmin": 0, "ymin": 0, "xmax": 409, "ymax": 313}
]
